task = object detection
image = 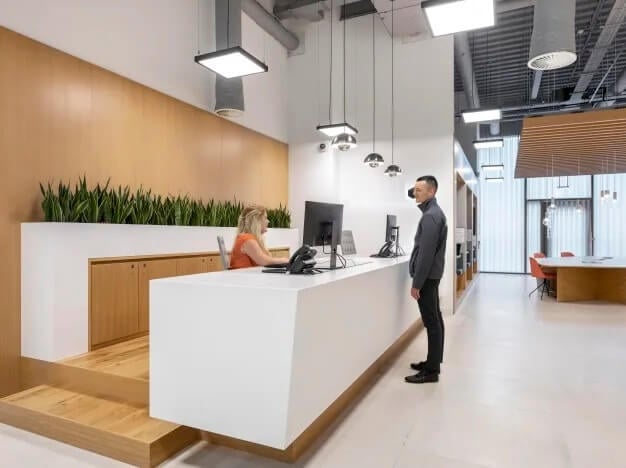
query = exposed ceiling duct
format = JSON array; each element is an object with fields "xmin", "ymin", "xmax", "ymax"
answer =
[
  {"xmin": 455, "ymin": 33, "xmax": 480, "ymax": 110},
  {"xmin": 528, "ymin": 0, "xmax": 577, "ymax": 71},
  {"xmin": 241, "ymin": 0, "xmax": 300, "ymax": 50},
  {"xmin": 214, "ymin": 0, "xmax": 244, "ymax": 117},
  {"xmin": 568, "ymin": 0, "xmax": 626, "ymax": 102}
]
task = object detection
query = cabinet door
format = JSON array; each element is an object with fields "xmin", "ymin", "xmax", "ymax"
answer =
[
  {"xmin": 90, "ymin": 262, "xmax": 139, "ymax": 348},
  {"xmin": 176, "ymin": 256, "xmax": 208, "ymax": 276},
  {"xmin": 205, "ymin": 255, "xmax": 222, "ymax": 272},
  {"xmin": 138, "ymin": 259, "xmax": 178, "ymax": 333}
]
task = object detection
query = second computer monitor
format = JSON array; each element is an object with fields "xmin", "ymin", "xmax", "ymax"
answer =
[
  {"xmin": 303, "ymin": 201, "xmax": 344, "ymax": 247},
  {"xmin": 385, "ymin": 214, "xmax": 398, "ymax": 243}
]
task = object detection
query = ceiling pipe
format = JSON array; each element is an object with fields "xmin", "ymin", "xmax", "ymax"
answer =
[
  {"xmin": 455, "ymin": 33, "xmax": 480, "ymax": 109},
  {"xmin": 242, "ymin": 0, "xmax": 300, "ymax": 51},
  {"xmin": 568, "ymin": 0, "xmax": 626, "ymax": 103}
]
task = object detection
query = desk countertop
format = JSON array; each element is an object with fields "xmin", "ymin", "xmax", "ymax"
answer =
[
  {"xmin": 152, "ymin": 256, "xmax": 410, "ymax": 291},
  {"xmin": 537, "ymin": 256, "xmax": 626, "ymax": 269}
]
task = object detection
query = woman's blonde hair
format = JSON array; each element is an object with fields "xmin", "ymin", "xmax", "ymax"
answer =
[{"xmin": 237, "ymin": 205, "xmax": 268, "ymax": 251}]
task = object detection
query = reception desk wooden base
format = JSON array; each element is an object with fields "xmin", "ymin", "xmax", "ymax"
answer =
[{"xmin": 538, "ymin": 257, "xmax": 626, "ymax": 304}]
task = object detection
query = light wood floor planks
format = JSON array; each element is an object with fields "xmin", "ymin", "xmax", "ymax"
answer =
[{"xmin": 61, "ymin": 336, "xmax": 149, "ymax": 380}]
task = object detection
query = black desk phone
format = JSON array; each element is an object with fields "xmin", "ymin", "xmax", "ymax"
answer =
[
  {"xmin": 371, "ymin": 241, "xmax": 395, "ymax": 258},
  {"xmin": 263, "ymin": 245, "xmax": 319, "ymax": 274}
]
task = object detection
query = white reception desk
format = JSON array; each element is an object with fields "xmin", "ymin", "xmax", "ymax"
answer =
[{"xmin": 149, "ymin": 257, "xmax": 419, "ymax": 460}]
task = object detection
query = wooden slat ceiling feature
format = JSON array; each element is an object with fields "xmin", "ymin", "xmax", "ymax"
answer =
[{"xmin": 516, "ymin": 108, "xmax": 626, "ymax": 179}]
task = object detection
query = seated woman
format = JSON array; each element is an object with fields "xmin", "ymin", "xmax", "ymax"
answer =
[{"xmin": 229, "ymin": 205, "xmax": 290, "ymax": 269}]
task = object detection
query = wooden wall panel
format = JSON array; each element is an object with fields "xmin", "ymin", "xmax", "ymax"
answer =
[{"xmin": 0, "ymin": 26, "xmax": 288, "ymax": 396}]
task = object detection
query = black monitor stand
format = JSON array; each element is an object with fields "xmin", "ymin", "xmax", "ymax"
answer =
[{"xmin": 322, "ymin": 221, "xmax": 340, "ymax": 270}]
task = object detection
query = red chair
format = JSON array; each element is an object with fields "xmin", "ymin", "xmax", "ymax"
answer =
[
  {"xmin": 560, "ymin": 251, "xmax": 575, "ymax": 257},
  {"xmin": 529, "ymin": 257, "xmax": 556, "ymax": 300},
  {"xmin": 533, "ymin": 252, "xmax": 546, "ymax": 258}
]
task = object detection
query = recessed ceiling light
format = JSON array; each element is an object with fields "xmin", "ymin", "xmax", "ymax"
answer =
[{"xmin": 422, "ymin": 0, "xmax": 495, "ymax": 37}]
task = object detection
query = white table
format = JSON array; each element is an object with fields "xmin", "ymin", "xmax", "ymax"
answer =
[
  {"xmin": 537, "ymin": 256, "xmax": 626, "ymax": 303},
  {"xmin": 149, "ymin": 256, "xmax": 418, "ymax": 458}
]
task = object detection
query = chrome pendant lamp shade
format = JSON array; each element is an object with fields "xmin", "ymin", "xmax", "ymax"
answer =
[
  {"xmin": 364, "ymin": 152, "xmax": 385, "ymax": 168},
  {"xmin": 528, "ymin": 0, "xmax": 577, "ymax": 70},
  {"xmin": 384, "ymin": 164, "xmax": 402, "ymax": 177},
  {"xmin": 332, "ymin": 133, "xmax": 357, "ymax": 151}
]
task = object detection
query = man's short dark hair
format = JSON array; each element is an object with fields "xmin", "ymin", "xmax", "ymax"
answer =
[{"xmin": 417, "ymin": 175, "xmax": 438, "ymax": 192}]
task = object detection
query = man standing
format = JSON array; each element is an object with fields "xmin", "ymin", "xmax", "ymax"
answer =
[{"xmin": 405, "ymin": 175, "xmax": 447, "ymax": 384}]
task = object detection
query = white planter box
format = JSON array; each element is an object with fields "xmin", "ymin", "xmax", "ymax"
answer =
[{"xmin": 21, "ymin": 223, "xmax": 300, "ymax": 362}]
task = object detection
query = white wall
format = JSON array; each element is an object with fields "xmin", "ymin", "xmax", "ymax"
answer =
[
  {"xmin": 287, "ymin": 10, "xmax": 455, "ymax": 312},
  {"xmin": 0, "ymin": 0, "xmax": 288, "ymax": 142}
]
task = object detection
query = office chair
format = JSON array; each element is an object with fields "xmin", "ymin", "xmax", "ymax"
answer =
[
  {"xmin": 560, "ymin": 251, "xmax": 575, "ymax": 257},
  {"xmin": 217, "ymin": 235, "xmax": 230, "ymax": 271},
  {"xmin": 528, "ymin": 257, "xmax": 556, "ymax": 300},
  {"xmin": 533, "ymin": 252, "xmax": 546, "ymax": 258}
]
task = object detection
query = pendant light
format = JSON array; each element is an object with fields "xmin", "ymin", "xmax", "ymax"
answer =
[
  {"xmin": 576, "ymin": 159, "xmax": 583, "ymax": 212},
  {"xmin": 194, "ymin": 0, "xmax": 268, "ymax": 78},
  {"xmin": 317, "ymin": 0, "xmax": 357, "ymax": 137},
  {"xmin": 613, "ymin": 152, "xmax": 619, "ymax": 203},
  {"xmin": 549, "ymin": 155, "xmax": 556, "ymax": 209},
  {"xmin": 331, "ymin": 0, "xmax": 358, "ymax": 151},
  {"xmin": 364, "ymin": 12, "xmax": 384, "ymax": 168},
  {"xmin": 385, "ymin": 1, "xmax": 402, "ymax": 177}
]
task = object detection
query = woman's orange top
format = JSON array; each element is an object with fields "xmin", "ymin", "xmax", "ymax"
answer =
[{"xmin": 229, "ymin": 233, "xmax": 259, "ymax": 269}]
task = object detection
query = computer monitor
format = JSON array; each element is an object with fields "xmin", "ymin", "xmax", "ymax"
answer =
[
  {"xmin": 385, "ymin": 215, "xmax": 397, "ymax": 243},
  {"xmin": 303, "ymin": 201, "xmax": 344, "ymax": 269}
]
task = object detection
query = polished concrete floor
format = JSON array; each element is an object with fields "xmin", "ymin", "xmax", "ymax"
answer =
[{"xmin": 2, "ymin": 274, "xmax": 626, "ymax": 467}]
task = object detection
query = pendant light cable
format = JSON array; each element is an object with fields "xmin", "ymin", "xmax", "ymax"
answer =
[
  {"xmin": 343, "ymin": 0, "xmax": 347, "ymax": 124},
  {"xmin": 391, "ymin": 0, "xmax": 395, "ymax": 165},
  {"xmin": 329, "ymin": 0, "xmax": 333, "ymax": 124},
  {"xmin": 197, "ymin": 0, "xmax": 201, "ymax": 54},
  {"xmin": 372, "ymin": 12, "xmax": 376, "ymax": 152}
]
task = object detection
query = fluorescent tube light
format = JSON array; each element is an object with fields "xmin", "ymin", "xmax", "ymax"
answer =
[
  {"xmin": 422, "ymin": 0, "xmax": 495, "ymax": 37},
  {"xmin": 461, "ymin": 108, "xmax": 502, "ymax": 123},
  {"xmin": 473, "ymin": 139, "xmax": 504, "ymax": 149},
  {"xmin": 195, "ymin": 46, "xmax": 268, "ymax": 79},
  {"xmin": 316, "ymin": 123, "xmax": 358, "ymax": 138}
]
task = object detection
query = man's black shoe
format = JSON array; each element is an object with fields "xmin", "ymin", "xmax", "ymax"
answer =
[
  {"xmin": 410, "ymin": 361, "xmax": 427, "ymax": 371},
  {"xmin": 404, "ymin": 371, "xmax": 439, "ymax": 384}
]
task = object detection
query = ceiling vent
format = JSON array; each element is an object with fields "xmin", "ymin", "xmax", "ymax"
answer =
[{"xmin": 528, "ymin": 0, "xmax": 577, "ymax": 71}]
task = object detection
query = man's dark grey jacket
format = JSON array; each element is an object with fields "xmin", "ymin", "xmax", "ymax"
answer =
[{"xmin": 409, "ymin": 197, "xmax": 448, "ymax": 290}]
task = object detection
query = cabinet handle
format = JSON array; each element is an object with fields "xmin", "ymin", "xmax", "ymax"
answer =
[
  {"xmin": 131, "ymin": 264, "xmax": 135, "ymax": 269},
  {"xmin": 143, "ymin": 263, "xmax": 147, "ymax": 267}
]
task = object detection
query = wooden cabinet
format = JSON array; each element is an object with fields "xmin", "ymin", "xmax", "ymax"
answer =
[
  {"xmin": 138, "ymin": 259, "xmax": 178, "ymax": 333},
  {"xmin": 89, "ymin": 248, "xmax": 288, "ymax": 349},
  {"xmin": 205, "ymin": 255, "xmax": 222, "ymax": 272},
  {"xmin": 90, "ymin": 262, "xmax": 139, "ymax": 348},
  {"xmin": 176, "ymin": 256, "xmax": 208, "ymax": 276}
]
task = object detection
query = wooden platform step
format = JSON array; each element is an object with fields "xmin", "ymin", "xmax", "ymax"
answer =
[{"xmin": 0, "ymin": 385, "xmax": 198, "ymax": 467}]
